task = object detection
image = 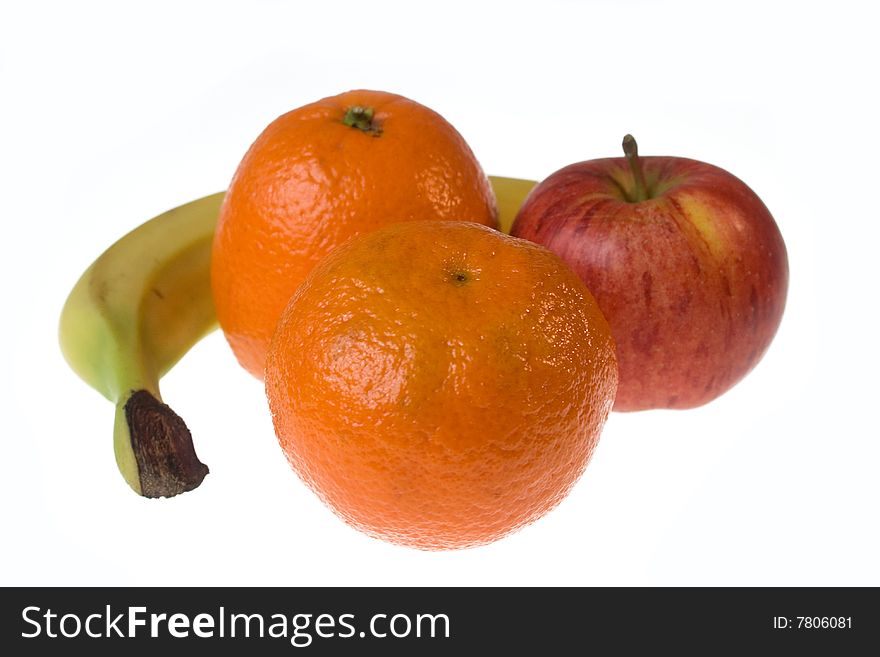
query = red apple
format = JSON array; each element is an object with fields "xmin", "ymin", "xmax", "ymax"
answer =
[{"xmin": 511, "ymin": 136, "xmax": 788, "ymax": 411}]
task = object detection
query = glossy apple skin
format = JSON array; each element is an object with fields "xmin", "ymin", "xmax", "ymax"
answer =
[{"xmin": 511, "ymin": 156, "xmax": 788, "ymax": 411}]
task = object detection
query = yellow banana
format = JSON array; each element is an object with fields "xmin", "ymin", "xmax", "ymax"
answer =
[
  {"xmin": 490, "ymin": 175, "xmax": 538, "ymax": 234},
  {"xmin": 58, "ymin": 177, "xmax": 536, "ymax": 498},
  {"xmin": 59, "ymin": 193, "xmax": 222, "ymax": 497}
]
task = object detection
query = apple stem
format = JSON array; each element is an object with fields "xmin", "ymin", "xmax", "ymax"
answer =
[{"xmin": 622, "ymin": 134, "xmax": 649, "ymax": 202}]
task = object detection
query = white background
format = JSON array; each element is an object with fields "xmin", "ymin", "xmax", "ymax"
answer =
[{"xmin": 2, "ymin": 0, "xmax": 878, "ymax": 586}]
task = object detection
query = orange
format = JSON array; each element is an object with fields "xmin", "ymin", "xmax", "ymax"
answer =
[
  {"xmin": 212, "ymin": 89, "xmax": 498, "ymax": 379},
  {"xmin": 265, "ymin": 221, "xmax": 618, "ymax": 550}
]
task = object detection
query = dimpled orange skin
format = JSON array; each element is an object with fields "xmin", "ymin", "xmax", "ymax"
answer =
[
  {"xmin": 265, "ymin": 221, "xmax": 618, "ymax": 550},
  {"xmin": 212, "ymin": 90, "xmax": 498, "ymax": 379}
]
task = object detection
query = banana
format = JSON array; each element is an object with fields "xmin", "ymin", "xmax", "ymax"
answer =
[
  {"xmin": 490, "ymin": 175, "xmax": 538, "ymax": 234},
  {"xmin": 59, "ymin": 177, "xmax": 536, "ymax": 498},
  {"xmin": 59, "ymin": 193, "xmax": 223, "ymax": 498}
]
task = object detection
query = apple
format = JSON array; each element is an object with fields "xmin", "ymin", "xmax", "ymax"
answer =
[{"xmin": 511, "ymin": 136, "xmax": 788, "ymax": 410}]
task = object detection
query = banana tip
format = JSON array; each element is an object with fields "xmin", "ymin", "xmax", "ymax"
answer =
[{"xmin": 124, "ymin": 390, "xmax": 209, "ymax": 498}]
